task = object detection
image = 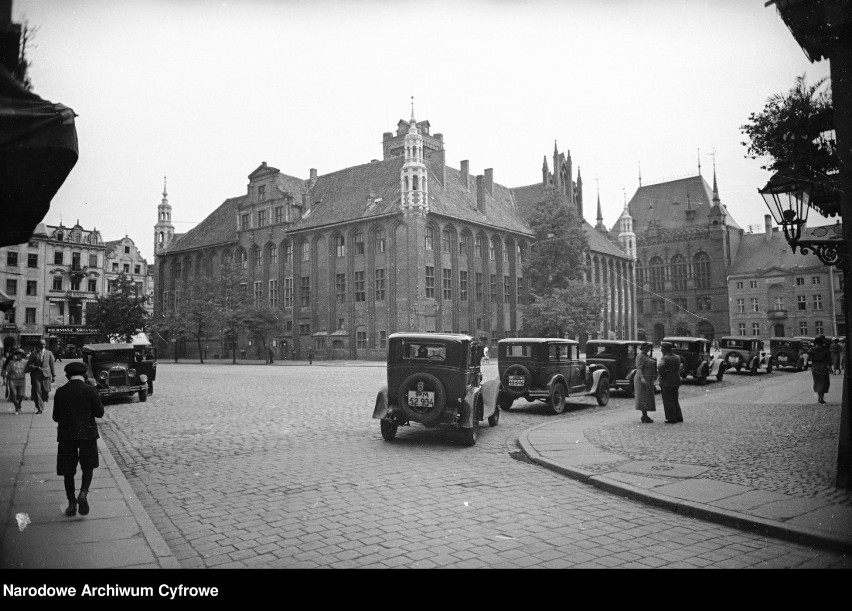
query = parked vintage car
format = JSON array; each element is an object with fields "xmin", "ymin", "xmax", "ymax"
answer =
[
  {"xmin": 496, "ymin": 337, "xmax": 610, "ymax": 414},
  {"xmin": 662, "ymin": 336, "xmax": 726, "ymax": 383},
  {"xmin": 769, "ymin": 337, "xmax": 804, "ymax": 371},
  {"xmin": 371, "ymin": 333, "xmax": 498, "ymax": 446},
  {"xmin": 718, "ymin": 337, "xmax": 772, "ymax": 374},
  {"xmin": 794, "ymin": 336, "xmax": 814, "ymax": 369},
  {"xmin": 81, "ymin": 343, "xmax": 150, "ymax": 402},
  {"xmin": 583, "ymin": 339, "xmax": 645, "ymax": 396}
]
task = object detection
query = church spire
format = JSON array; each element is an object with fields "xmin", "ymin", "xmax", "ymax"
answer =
[
  {"xmin": 711, "ymin": 150, "xmax": 720, "ymax": 203},
  {"xmin": 697, "ymin": 147, "xmax": 702, "ymax": 176},
  {"xmin": 638, "ymin": 161, "xmax": 642, "ymax": 187},
  {"xmin": 162, "ymin": 175, "xmax": 168, "ymax": 199},
  {"xmin": 154, "ymin": 175, "xmax": 175, "ymax": 258},
  {"xmin": 400, "ymin": 101, "xmax": 428, "ymax": 215},
  {"xmin": 594, "ymin": 179, "xmax": 606, "ymax": 233}
]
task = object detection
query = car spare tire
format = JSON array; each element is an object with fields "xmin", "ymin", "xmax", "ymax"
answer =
[
  {"xmin": 502, "ymin": 364, "xmax": 532, "ymax": 395},
  {"xmin": 398, "ymin": 372, "xmax": 447, "ymax": 425}
]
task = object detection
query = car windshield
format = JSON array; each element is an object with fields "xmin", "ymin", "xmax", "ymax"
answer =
[
  {"xmin": 772, "ymin": 340, "xmax": 795, "ymax": 348},
  {"xmin": 670, "ymin": 341, "xmax": 701, "ymax": 352},
  {"xmin": 501, "ymin": 343, "xmax": 534, "ymax": 358},
  {"xmin": 403, "ymin": 342, "xmax": 447, "ymax": 361},
  {"xmin": 92, "ymin": 351, "xmax": 131, "ymax": 362},
  {"xmin": 589, "ymin": 344, "xmax": 618, "ymax": 356},
  {"xmin": 721, "ymin": 339, "xmax": 745, "ymax": 349}
]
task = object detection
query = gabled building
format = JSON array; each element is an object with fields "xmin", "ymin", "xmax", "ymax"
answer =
[
  {"xmin": 616, "ymin": 167, "xmax": 744, "ymax": 344},
  {"xmin": 728, "ymin": 215, "xmax": 844, "ymax": 339},
  {"xmin": 104, "ymin": 235, "xmax": 155, "ymax": 317},
  {"xmin": 154, "ymin": 112, "xmax": 636, "ymax": 360}
]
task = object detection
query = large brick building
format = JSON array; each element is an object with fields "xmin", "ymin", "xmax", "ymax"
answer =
[
  {"xmin": 615, "ymin": 169, "xmax": 744, "ymax": 344},
  {"xmin": 154, "ymin": 113, "xmax": 636, "ymax": 360}
]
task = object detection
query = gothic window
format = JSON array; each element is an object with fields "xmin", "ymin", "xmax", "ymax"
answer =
[
  {"xmin": 354, "ymin": 232, "xmax": 364, "ymax": 256},
  {"xmin": 335, "ymin": 236, "xmax": 345, "ymax": 258},
  {"xmin": 374, "ymin": 229, "xmax": 386, "ymax": 254},
  {"xmin": 301, "ymin": 241, "xmax": 310, "ymax": 262},
  {"xmin": 694, "ymin": 252, "xmax": 710, "ymax": 289},
  {"xmin": 459, "ymin": 234, "xmax": 469, "ymax": 256},
  {"xmin": 442, "ymin": 230, "xmax": 451, "ymax": 253},
  {"xmin": 425, "ymin": 227, "xmax": 434, "ymax": 250},
  {"xmin": 670, "ymin": 255, "xmax": 687, "ymax": 291},
  {"xmin": 648, "ymin": 256, "xmax": 665, "ymax": 293}
]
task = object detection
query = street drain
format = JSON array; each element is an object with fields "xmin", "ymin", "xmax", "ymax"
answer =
[{"xmin": 509, "ymin": 450, "xmax": 535, "ymax": 464}]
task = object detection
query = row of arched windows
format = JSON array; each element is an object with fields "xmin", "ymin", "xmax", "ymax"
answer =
[{"xmin": 638, "ymin": 252, "xmax": 711, "ymax": 293}]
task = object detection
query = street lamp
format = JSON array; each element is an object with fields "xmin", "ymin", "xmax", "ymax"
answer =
[{"xmin": 759, "ymin": 172, "xmax": 846, "ymax": 268}]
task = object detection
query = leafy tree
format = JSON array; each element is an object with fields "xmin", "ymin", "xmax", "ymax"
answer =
[
  {"xmin": 741, "ymin": 74, "xmax": 837, "ymax": 182},
  {"xmin": 241, "ymin": 305, "xmax": 284, "ymax": 360},
  {"xmin": 87, "ymin": 272, "xmax": 150, "ymax": 342},
  {"xmin": 522, "ymin": 283, "xmax": 604, "ymax": 338},
  {"xmin": 173, "ymin": 273, "xmax": 225, "ymax": 364},
  {"xmin": 150, "ymin": 309, "xmax": 186, "ymax": 363},
  {"xmin": 523, "ymin": 187, "xmax": 590, "ymax": 294}
]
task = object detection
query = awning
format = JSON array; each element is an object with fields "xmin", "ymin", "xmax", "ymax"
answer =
[
  {"xmin": 0, "ymin": 65, "xmax": 78, "ymax": 247},
  {"xmin": 0, "ymin": 287, "xmax": 14, "ymax": 312}
]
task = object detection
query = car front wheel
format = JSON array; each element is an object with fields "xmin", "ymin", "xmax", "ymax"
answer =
[
  {"xmin": 595, "ymin": 378, "xmax": 610, "ymax": 406},
  {"xmin": 380, "ymin": 419, "xmax": 398, "ymax": 441}
]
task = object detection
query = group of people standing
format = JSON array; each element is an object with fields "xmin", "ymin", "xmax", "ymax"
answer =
[
  {"xmin": 633, "ymin": 341, "xmax": 684, "ymax": 425},
  {"xmin": 1, "ymin": 339, "xmax": 57, "ymax": 414}
]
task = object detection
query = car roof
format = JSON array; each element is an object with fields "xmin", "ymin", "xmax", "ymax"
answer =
[
  {"xmin": 388, "ymin": 332, "xmax": 473, "ymax": 343},
  {"xmin": 585, "ymin": 339, "xmax": 643, "ymax": 345},
  {"xmin": 770, "ymin": 337, "xmax": 799, "ymax": 341},
  {"xmin": 82, "ymin": 343, "xmax": 134, "ymax": 351},
  {"xmin": 663, "ymin": 337, "xmax": 709, "ymax": 343},
  {"xmin": 719, "ymin": 336, "xmax": 761, "ymax": 341},
  {"xmin": 794, "ymin": 336, "xmax": 815, "ymax": 340},
  {"xmin": 498, "ymin": 337, "xmax": 579, "ymax": 345}
]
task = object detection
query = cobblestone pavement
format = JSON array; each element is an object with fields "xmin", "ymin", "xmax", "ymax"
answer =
[{"xmin": 97, "ymin": 363, "xmax": 852, "ymax": 568}]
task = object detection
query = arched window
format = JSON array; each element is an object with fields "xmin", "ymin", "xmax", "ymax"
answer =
[
  {"xmin": 239, "ymin": 250, "xmax": 248, "ymax": 270},
  {"xmin": 252, "ymin": 247, "xmax": 262, "ymax": 269},
  {"xmin": 374, "ymin": 229, "xmax": 386, "ymax": 253},
  {"xmin": 649, "ymin": 256, "xmax": 665, "ymax": 293},
  {"xmin": 489, "ymin": 238, "xmax": 496, "ymax": 261},
  {"xmin": 413, "ymin": 175, "xmax": 419, "ymax": 191},
  {"xmin": 301, "ymin": 241, "xmax": 310, "ymax": 262},
  {"xmin": 282, "ymin": 241, "xmax": 292, "ymax": 263},
  {"xmin": 694, "ymin": 252, "xmax": 710, "ymax": 289},
  {"xmin": 335, "ymin": 235, "xmax": 345, "ymax": 258},
  {"xmin": 269, "ymin": 245, "xmax": 277, "ymax": 265},
  {"xmin": 670, "ymin": 255, "xmax": 687, "ymax": 291},
  {"xmin": 425, "ymin": 227, "xmax": 434, "ymax": 250},
  {"xmin": 353, "ymin": 232, "xmax": 364, "ymax": 256},
  {"xmin": 442, "ymin": 229, "xmax": 451, "ymax": 253}
]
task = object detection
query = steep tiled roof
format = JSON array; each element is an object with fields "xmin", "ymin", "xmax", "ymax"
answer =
[
  {"xmin": 728, "ymin": 226, "xmax": 840, "ymax": 276},
  {"xmin": 611, "ymin": 175, "xmax": 742, "ymax": 238},
  {"xmin": 584, "ymin": 221, "xmax": 630, "ymax": 258},
  {"xmin": 167, "ymin": 196, "xmax": 243, "ymax": 253}
]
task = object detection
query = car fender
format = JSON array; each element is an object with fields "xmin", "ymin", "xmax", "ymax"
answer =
[
  {"xmin": 479, "ymin": 379, "xmax": 500, "ymax": 421},
  {"xmin": 587, "ymin": 367, "xmax": 608, "ymax": 394},
  {"xmin": 546, "ymin": 374, "xmax": 568, "ymax": 396},
  {"xmin": 709, "ymin": 358, "xmax": 724, "ymax": 376},
  {"xmin": 371, "ymin": 386, "xmax": 390, "ymax": 420},
  {"xmin": 138, "ymin": 373, "xmax": 148, "ymax": 383},
  {"xmin": 459, "ymin": 386, "xmax": 481, "ymax": 429}
]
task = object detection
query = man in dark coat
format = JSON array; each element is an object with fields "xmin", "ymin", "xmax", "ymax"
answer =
[
  {"xmin": 52, "ymin": 361, "xmax": 104, "ymax": 517},
  {"xmin": 26, "ymin": 338, "xmax": 56, "ymax": 414},
  {"xmin": 658, "ymin": 342, "xmax": 684, "ymax": 423}
]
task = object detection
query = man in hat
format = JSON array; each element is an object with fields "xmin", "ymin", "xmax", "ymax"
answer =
[
  {"xmin": 3, "ymin": 348, "xmax": 28, "ymax": 414},
  {"xmin": 26, "ymin": 338, "xmax": 56, "ymax": 414},
  {"xmin": 658, "ymin": 342, "xmax": 684, "ymax": 423},
  {"xmin": 52, "ymin": 361, "xmax": 104, "ymax": 517}
]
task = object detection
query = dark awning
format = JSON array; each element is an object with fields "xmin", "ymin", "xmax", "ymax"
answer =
[{"xmin": 0, "ymin": 64, "xmax": 78, "ymax": 247}]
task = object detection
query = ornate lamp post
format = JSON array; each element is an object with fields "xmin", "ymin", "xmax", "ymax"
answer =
[{"xmin": 758, "ymin": 172, "xmax": 846, "ymax": 268}]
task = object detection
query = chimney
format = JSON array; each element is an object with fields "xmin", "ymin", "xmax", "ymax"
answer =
[
  {"xmin": 434, "ymin": 149, "xmax": 446, "ymax": 186},
  {"xmin": 476, "ymin": 175, "xmax": 486, "ymax": 214},
  {"xmin": 764, "ymin": 214, "xmax": 772, "ymax": 242},
  {"xmin": 309, "ymin": 168, "xmax": 317, "ymax": 187},
  {"xmin": 302, "ymin": 193, "xmax": 310, "ymax": 214},
  {"xmin": 484, "ymin": 168, "xmax": 493, "ymax": 196},
  {"xmin": 460, "ymin": 160, "xmax": 469, "ymax": 189}
]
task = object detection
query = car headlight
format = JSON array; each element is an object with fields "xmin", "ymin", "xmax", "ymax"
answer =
[
  {"xmin": 99, "ymin": 371, "xmax": 108, "ymax": 380},
  {"xmin": 128, "ymin": 369, "xmax": 136, "ymax": 378}
]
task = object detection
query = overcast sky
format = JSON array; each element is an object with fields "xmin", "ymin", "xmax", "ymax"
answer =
[{"xmin": 14, "ymin": 0, "xmax": 832, "ymax": 262}]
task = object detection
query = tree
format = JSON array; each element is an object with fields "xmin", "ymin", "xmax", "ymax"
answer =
[
  {"xmin": 241, "ymin": 305, "xmax": 284, "ymax": 360},
  {"xmin": 172, "ymin": 273, "xmax": 225, "ymax": 364},
  {"xmin": 87, "ymin": 272, "xmax": 150, "ymax": 342},
  {"xmin": 741, "ymin": 74, "xmax": 837, "ymax": 182},
  {"xmin": 523, "ymin": 188, "xmax": 590, "ymax": 294},
  {"xmin": 522, "ymin": 283, "xmax": 605, "ymax": 338}
]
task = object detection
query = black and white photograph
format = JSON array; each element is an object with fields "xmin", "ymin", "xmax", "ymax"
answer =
[{"xmin": 0, "ymin": 0, "xmax": 850, "ymax": 583}]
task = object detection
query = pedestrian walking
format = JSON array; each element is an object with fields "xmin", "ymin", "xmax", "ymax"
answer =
[
  {"xmin": 4, "ymin": 349, "xmax": 27, "ymax": 414},
  {"xmin": 53, "ymin": 361, "xmax": 105, "ymax": 517},
  {"xmin": 634, "ymin": 342, "xmax": 657, "ymax": 423},
  {"xmin": 482, "ymin": 346, "xmax": 490, "ymax": 364},
  {"xmin": 308, "ymin": 347, "xmax": 314, "ymax": 365},
  {"xmin": 268, "ymin": 347, "xmax": 274, "ymax": 364},
  {"xmin": 658, "ymin": 342, "xmax": 684, "ymax": 423},
  {"xmin": 25, "ymin": 338, "xmax": 56, "ymax": 414},
  {"xmin": 1, "ymin": 350, "xmax": 7, "ymax": 399},
  {"xmin": 830, "ymin": 338, "xmax": 842, "ymax": 374},
  {"xmin": 808, "ymin": 335, "xmax": 831, "ymax": 404}
]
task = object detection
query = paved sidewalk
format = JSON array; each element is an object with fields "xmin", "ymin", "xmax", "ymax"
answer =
[
  {"xmin": 519, "ymin": 369, "xmax": 852, "ymax": 554},
  {"xmin": 0, "ymin": 405, "xmax": 179, "ymax": 569}
]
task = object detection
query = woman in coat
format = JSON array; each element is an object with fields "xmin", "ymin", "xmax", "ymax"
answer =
[
  {"xmin": 808, "ymin": 335, "xmax": 831, "ymax": 404},
  {"xmin": 634, "ymin": 342, "xmax": 657, "ymax": 423}
]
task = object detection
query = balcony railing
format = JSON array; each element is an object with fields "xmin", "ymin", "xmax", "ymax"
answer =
[{"xmin": 767, "ymin": 309, "xmax": 788, "ymax": 320}]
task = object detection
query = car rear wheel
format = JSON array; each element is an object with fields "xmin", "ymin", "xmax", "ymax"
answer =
[
  {"xmin": 138, "ymin": 388, "xmax": 148, "ymax": 402},
  {"xmin": 460, "ymin": 427, "xmax": 477, "ymax": 446},
  {"xmin": 488, "ymin": 406, "xmax": 500, "ymax": 427},
  {"xmin": 380, "ymin": 419, "xmax": 398, "ymax": 441},
  {"xmin": 549, "ymin": 383, "xmax": 566, "ymax": 415},
  {"xmin": 498, "ymin": 391, "xmax": 514, "ymax": 411},
  {"xmin": 398, "ymin": 372, "xmax": 447, "ymax": 425},
  {"xmin": 596, "ymin": 378, "xmax": 610, "ymax": 406},
  {"xmin": 716, "ymin": 370, "xmax": 725, "ymax": 382}
]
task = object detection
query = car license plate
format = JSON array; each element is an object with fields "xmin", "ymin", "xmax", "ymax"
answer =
[
  {"xmin": 408, "ymin": 391, "xmax": 434, "ymax": 408},
  {"xmin": 778, "ymin": 355, "xmax": 787, "ymax": 362},
  {"xmin": 110, "ymin": 386, "xmax": 129, "ymax": 394},
  {"xmin": 508, "ymin": 375, "xmax": 525, "ymax": 387}
]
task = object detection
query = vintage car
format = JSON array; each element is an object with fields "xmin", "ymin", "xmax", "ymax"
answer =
[
  {"xmin": 81, "ymin": 343, "xmax": 150, "ymax": 402},
  {"xmin": 496, "ymin": 337, "xmax": 610, "ymax": 414},
  {"xmin": 371, "ymin": 333, "xmax": 498, "ymax": 446},
  {"xmin": 583, "ymin": 340, "xmax": 645, "ymax": 396},
  {"xmin": 769, "ymin": 337, "xmax": 804, "ymax": 371},
  {"xmin": 132, "ymin": 343, "xmax": 157, "ymax": 394},
  {"xmin": 794, "ymin": 336, "xmax": 814, "ymax": 369},
  {"xmin": 718, "ymin": 336, "xmax": 772, "ymax": 374},
  {"xmin": 662, "ymin": 336, "xmax": 726, "ymax": 383}
]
